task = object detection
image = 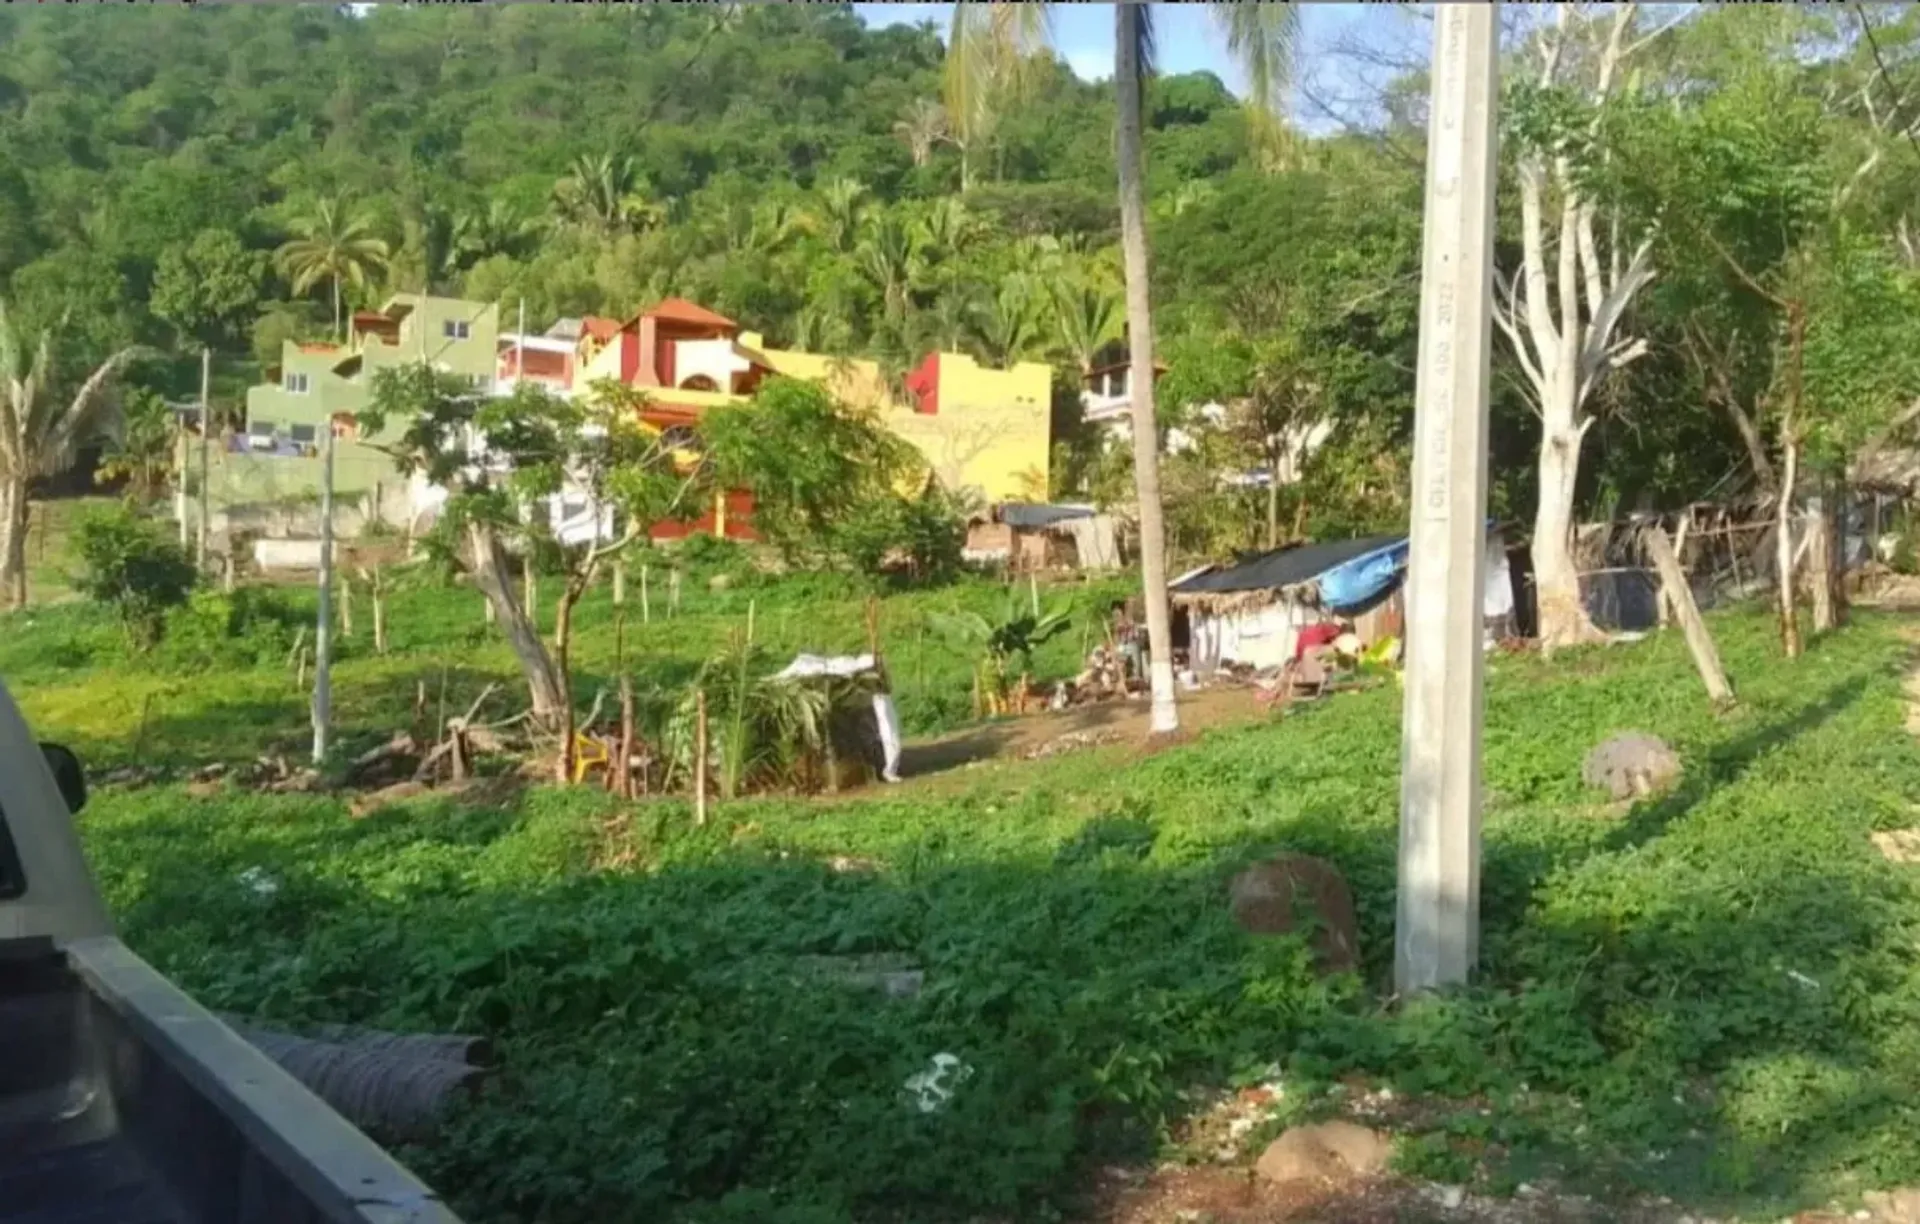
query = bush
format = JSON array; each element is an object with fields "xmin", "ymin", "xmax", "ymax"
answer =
[
  {"xmin": 834, "ymin": 490, "xmax": 967, "ymax": 585},
  {"xmin": 71, "ymin": 505, "xmax": 196, "ymax": 650},
  {"xmin": 162, "ymin": 585, "xmax": 305, "ymax": 670}
]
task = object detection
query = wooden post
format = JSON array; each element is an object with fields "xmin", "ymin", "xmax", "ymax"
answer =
[
  {"xmin": 371, "ymin": 565, "xmax": 388, "ymax": 655},
  {"xmin": 340, "ymin": 573, "xmax": 354, "ymax": 638},
  {"xmin": 1029, "ymin": 572, "xmax": 1040, "ymax": 618},
  {"xmin": 746, "ymin": 598, "xmax": 756, "ymax": 645},
  {"xmin": 222, "ymin": 552, "xmax": 235, "ymax": 593},
  {"xmin": 693, "ymin": 689, "xmax": 709, "ymax": 826},
  {"xmin": 616, "ymin": 674, "xmax": 636, "ymax": 799},
  {"xmin": 669, "ymin": 568, "xmax": 680, "ymax": 618},
  {"xmin": 613, "ymin": 559, "xmax": 626, "ymax": 607},
  {"xmin": 1808, "ymin": 501, "xmax": 1835, "ymax": 633},
  {"xmin": 1644, "ymin": 523, "xmax": 1734, "ymax": 705},
  {"xmin": 483, "ymin": 592, "xmax": 496, "ymax": 625},
  {"xmin": 1396, "ymin": 1, "xmax": 1499, "ymax": 996},
  {"xmin": 641, "ymin": 564, "xmax": 651, "ymax": 624},
  {"xmin": 524, "ymin": 565, "xmax": 538, "ymax": 636}
]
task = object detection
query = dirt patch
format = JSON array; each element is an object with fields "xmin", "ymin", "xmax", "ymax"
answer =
[{"xmin": 897, "ymin": 684, "xmax": 1266, "ymax": 784}]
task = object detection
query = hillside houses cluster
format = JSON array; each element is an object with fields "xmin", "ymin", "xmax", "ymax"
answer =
[{"xmin": 212, "ymin": 293, "xmax": 1055, "ymax": 548}]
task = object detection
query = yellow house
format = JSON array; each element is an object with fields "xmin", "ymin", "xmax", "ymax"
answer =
[{"xmin": 743, "ymin": 337, "xmax": 1050, "ymax": 505}]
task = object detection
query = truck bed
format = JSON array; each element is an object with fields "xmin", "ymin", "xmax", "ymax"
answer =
[{"xmin": 0, "ymin": 1138, "xmax": 186, "ymax": 1224}]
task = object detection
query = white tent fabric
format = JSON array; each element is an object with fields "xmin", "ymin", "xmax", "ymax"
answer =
[
  {"xmin": 872, "ymin": 693, "xmax": 903, "ymax": 783},
  {"xmin": 772, "ymin": 653, "xmax": 877, "ymax": 681}
]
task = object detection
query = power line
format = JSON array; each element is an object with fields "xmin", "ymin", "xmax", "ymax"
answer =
[{"xmin": 1853, "ymin": 3, "xmax": 1920, "ymax": 166}]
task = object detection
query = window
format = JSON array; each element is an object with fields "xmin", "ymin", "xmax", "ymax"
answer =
[
  {"xmin": 443, "ymin": 319, "xmax": 471, "ymax": 340},
  {"xmin": 283, "ymin": 372, "xmax": 310, "ymax": 394},
  {"xmin": 248, "ymin": 419, "xmax": 277, "ymax": 438},
  {"xmin": 289, "ymin": 424, "xmax": 317, "ymax": 445},
  {"xmin": 1108, "ymin": 367, "xmax": 1129, "ymax": 399}
]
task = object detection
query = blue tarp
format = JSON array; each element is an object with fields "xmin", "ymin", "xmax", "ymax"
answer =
[{"xmin": 1318, "ymin": 537, "xmax": 1410, "ymax": 612}]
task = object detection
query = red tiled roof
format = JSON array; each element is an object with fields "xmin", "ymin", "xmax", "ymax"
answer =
[
  {"xmin": 297, "ymin": 343, "xmax": 340, "ymax": 354},
  {"xmin": 351, "ymin": 310, "xmax": 392, "ymax": 324},
  {"xmin": 581, "ymin": 316, "xmax": 623, "ymax": 342},
  {"xmin": 643, "ymin": 297, "xmax": 736, "ymax": 329}
]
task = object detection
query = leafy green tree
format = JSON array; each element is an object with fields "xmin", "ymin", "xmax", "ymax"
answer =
[
  {"xmin": 360, "ymin": 368, "xmax": 688, "ymax": 728},
  {"xmin": 275, "ymin": 198, "xmax": 392, "ymax": 341},
  {"xmin": 151, "ymin": 228, "xmax": 265, "ymax": 350},
  {"xmin": 0, "ymin": 297, "xmax": 142, "ymax": 607},
  {"xmin": 702, "ymin": 376, "xmax": 917, "ymax": 568},
  {"xmin": 71, "ymin": 502, "xmax": 194, "ymax": 650}
]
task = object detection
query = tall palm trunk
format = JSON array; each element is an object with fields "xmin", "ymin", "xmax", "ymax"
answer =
[
  {"xmin": 0, "ymin": 476, "xmax": 27, "ymax": 608},
  {"xmin": 332, "ymin": 276, "xmax": 344, "ymax": 342},
  {"xmin": 1115, "ymin": 4, "xmax": 1178, "ymax": 735}
]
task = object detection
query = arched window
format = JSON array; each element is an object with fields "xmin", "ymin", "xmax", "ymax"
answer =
[{"xmin": 679, "ymin": 374, "xmax": 720, "ymax": 392}]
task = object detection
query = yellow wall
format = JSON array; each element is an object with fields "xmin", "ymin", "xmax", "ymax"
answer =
[
  {"xmin": 892, "ymin": 354, "xmax": 1050, "ymax": 505},
  {"xmin": 754, "ymin": 341, "xmax": 1050, "ymax": 505}
]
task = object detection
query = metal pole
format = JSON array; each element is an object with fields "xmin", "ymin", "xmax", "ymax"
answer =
[
  {"xmin": 197, "ymin": 347, "xmax": 211, "ymax": 570},
  {"xmin": 312, "ymin": 421, "xmax": 336, "ymax": 765},
  {"xmin": 1395, "ymin": 1, "xmax": 1500, "ymax": 995}
]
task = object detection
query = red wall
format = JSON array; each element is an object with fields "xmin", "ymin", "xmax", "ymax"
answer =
[{"xmin": 648, "ymin": 489, "xmax": 758, "ymax": 542}]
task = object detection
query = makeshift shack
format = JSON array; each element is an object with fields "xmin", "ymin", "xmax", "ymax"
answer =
[
  {"xmin": 1175, "ymin": 528, "xmax": 1514, "ymax": 673},
  {"xmin": 770, "ymin": 653, "xmax": 903, "ymax": 785},
  {"xmin": 963, "ymin": 504, "xmax": 1123, "ymax": 572}
]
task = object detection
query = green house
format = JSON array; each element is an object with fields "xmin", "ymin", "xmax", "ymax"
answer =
[{"xmin": 232, "ymin": 295, "xmax": 502, "ymax": 506}]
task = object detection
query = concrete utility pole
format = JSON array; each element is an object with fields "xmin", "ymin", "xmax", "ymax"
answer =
[
  {"xmin": 197, "ymin": 347, "xmax": 211, "ymax": 571},
  {"xmin": 1395, "ymin": 2, "xmax": 1500, "ymax": 996},
  {"xmin": 312, "ymin": 419, "xmax": 336, "ymax": 765}
]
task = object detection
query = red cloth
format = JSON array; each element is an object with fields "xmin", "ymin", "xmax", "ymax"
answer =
[{"xmin": 1295, "ymin": 622, "xmax": 1343, "ymax": 662}]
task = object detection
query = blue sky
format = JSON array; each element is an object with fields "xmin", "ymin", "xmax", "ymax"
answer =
[{"xmin": 851, "ymin": 3, "xmax": 1416, "ymax": 126}]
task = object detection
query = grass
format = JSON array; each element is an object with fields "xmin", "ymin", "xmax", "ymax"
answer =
[{"xmin": 8, "ymin": 571, "xmax": 1920, "ymax": 1222}]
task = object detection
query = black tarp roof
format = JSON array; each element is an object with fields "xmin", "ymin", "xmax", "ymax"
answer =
[
  {"xmin": 998, "ymin": 504, "xmax": 1097, "ymax": 529},
  {"xmin": 1172, "ymin": 533, "xmax": 1405, "ymax": 596}
]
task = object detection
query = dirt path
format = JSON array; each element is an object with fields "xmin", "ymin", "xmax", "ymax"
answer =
[{"xmin": 897, "ymin": 683, "xmax": 1270, "ymax": 785}]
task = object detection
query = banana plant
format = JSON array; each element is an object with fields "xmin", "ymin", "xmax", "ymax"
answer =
[{"xmin": 927, "ymin": 591, "xmax": 1074, "ymax": 717}]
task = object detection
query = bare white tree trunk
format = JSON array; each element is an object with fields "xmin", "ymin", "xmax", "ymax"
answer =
[
  {"xmin": 0, "ymin": 477, "xmax": 26, "ymax": 609},
  {"xmin": 1115, "ymin": 3, "xmax": 1179, "ymax": 734},
  {"xmin": 1490, "ymin": 4, "xmax": 1673, "ymax": 651}
]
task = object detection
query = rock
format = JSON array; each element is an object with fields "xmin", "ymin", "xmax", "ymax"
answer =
[
  {"xmin": 1253, "ymin": 1121, "xmax": 1391, "ymax": 1185},
  {"xmin": 1871, "ymin": 830, "xmax": 1920, "ymax": 865},
  {"xmin": 1229, "ymin": 854, "xmax": 1359, "ymax": 974},
  {"xmin": 1582, "ymin": 731, "xmax": 1681, "ymax": 800}
]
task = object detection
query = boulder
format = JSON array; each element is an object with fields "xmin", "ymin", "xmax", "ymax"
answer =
[
  {"xmin": 1229, "ymin": 854, "xmax": 1359, "ymax": 974},
  {"xmin": 1254, "ymin": 1121, "xmax": 1391, "ymax": 1185},
  {"xmin": 1582, "ymin": 731, "xmax": 1681, "ymax": 800}
]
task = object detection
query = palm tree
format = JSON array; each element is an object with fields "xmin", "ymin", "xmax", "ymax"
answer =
[
  {"xmin": 275, "ymin": 198, "xmax": 392, "ymax": 341},
  {"xmin": 953, "ymin": 0, "xmax": 1299, "ymax": 735},
  {"xmin": 855, "ymin": 214, "xmax": 923, "ymax": 324},
  {"xmin": 552, "ymin": 153, "xmax": 666, "ymax": 236},
  {"xmin": 813, "ymin": 178, "xmax": 869, "ymax": 255},
  {"xmin": 970, "ymin": 276, "xmax": 1040, "ymax": 368},
  {"xmin": 893, "ymin": 98, "xmax": 951, "ymax": 168},
  {"xmin": 452, "ymin": 199, "xmax": 545, "ymax": 267},
  {"xmin": 943, "ymin": 5, "xmax": 1050, "ymax": 189},
  {"xmin": 1048, "ymin": 280, "xmax": 1121, "ymax": 377},
  {"xmin": 0, "ymin": 299, "xmax": 142, "ymax": 607}
]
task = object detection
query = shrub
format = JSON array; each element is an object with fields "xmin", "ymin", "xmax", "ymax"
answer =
[
  {"xmin": 162, "ymin": 585, "xmax": 305, "ymax": 670},
  {"xmin": 71, "ymin": 505, "xmax": 196, "ymax": 650}
]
